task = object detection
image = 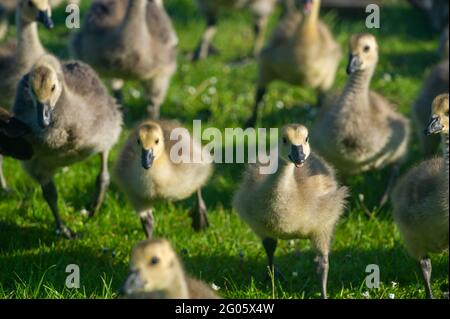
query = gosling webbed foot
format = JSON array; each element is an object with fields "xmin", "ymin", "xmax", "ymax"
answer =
[{"xmin": 56, "ymin": 225, "xmax": 77, "ymax": 240}]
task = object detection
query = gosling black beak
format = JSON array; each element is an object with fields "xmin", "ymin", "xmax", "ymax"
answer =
[
  {"xmin": 120, "ymin": 270, "xmax": 145, "ymax": 296},
  {"xmin": 141, "ymin": 148, "xmax": 155, "ymax": 170},
  {"xmin": 424, "ymin": 116, "xmax": 443, "ymax": 136},
  {"xmin": 347, "ymin": 54, "xmax": 361, "ymax": 75},
  {"xmin": 37, "ymin": 102, "xmax": 51, "ymax": 129},
  {"xmin": 37, "ymin": 10, "xmax": 54, "ymax": 29},
  {"xmin": 288, "ymin": 145, "xmax": 307, "ymax": 168}
]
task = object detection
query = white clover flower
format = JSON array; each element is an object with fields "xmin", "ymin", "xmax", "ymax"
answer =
[
  {"xmin": 211, "ymin": 283, "xmax": 221, "ymax": 291},
  {"xmin": 80, "ymin": 209, "xmax": 89, "ymax": 217},
  {"xmin": 209, "ymin": 77, "xmax": 218, "ymax": 85},
  {"xmin": 388, "ymin": 293, "xmax": 395, "ymax": 299},
  {"xmin": 208, "ymin": 86, "xmax": 217, "ymax": 95},
  {"xmin": 382, "ymin": 73, "xmax": 392, "ymax": 82},
  {"xmin": 129, "ymin": 88, "xmax": 141, "ymax": 99},
  {"xmin": 275, "ymin": 101, "xmax": 284, "ymax": 109},
  {"xmin": 201, "ymin": 95, "xmax": 211, "ymax": 104},
  {"xmin": 362, "ymin": 291, "xmax": 370, "ymax": 299},
  {"xmin": 187, "ymin": 86, "xmax": 196, "ymax": 95}
]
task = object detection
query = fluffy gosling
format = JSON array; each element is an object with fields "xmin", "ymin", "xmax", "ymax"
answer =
[
  {"xmin": 121, "ymin": 239, "xmax": 220, "ymax": 299},
  {"xmin": 114, "ymin": 120, "xmax": 212, "ymax": 238},
  {"xmin": 0, "ymin": 0, "xmax": 54, "ymax": 107},
  {"xmin": 233, "ymin": 124, "xmax": 349, "ymax": 299},
  {"xmin": 245, "ymin": 0, "xmax": 342, "ymax": 127},
  {"xmin": 70, "ymin": 0, "xmax": 178, "ymax": 119},
  {"xmin": 12, "ymin": 54, "xmax": 123, "ymax": 239},
  {"xmin": 391, "ymin": 94, "xmax": 449, "ymax": 299},
  {"xmin": 311, "ymin": 33, "xmax": 410, "ymax": 205}
]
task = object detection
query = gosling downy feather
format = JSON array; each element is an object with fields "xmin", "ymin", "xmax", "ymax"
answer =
[
  {"xmin": 0, "ymin": 0, "xmax": 54, "ymax": 108},
  {"xmin": 391, "ymin": 94, "xmax": 449, "ymax": 299},
  {"xmin": 12, "ymin": 54, "xmax": 123, "ymax": 238},
  {"xmin": 121, "ymin": 239, "xmax": 220, "ymax": 299},
  {"xmin": 233, "ymin": 124, "xmax": 349, "ymax": 299},
  {"xmin": 114, "ymin": 120, "xmax": 212, "ymax": 238},
  {"xmin": 70, "ymin": 0, "xmax": 178, "ymax": 119},
  {"xmin": 311, "ymin": 33, "xmax": 410, "ymax": 175}
]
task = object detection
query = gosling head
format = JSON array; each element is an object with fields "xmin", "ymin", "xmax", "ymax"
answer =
[
  {"xmin": 425, "ymin": 94, "xmax": 449, "ymax": 136},
  {"xmin": 19, "ymin": 0, "xmax": 54, "ymax": 29},
  {"xmin": 137, "ymin": 122, "xmax": 165, "ymax": 170},
  {"xmin": 347, "ymin": 33, "xmax": 378, "ymax": 75},
  {"xmin": 28, "ymin": 58, "xmax": 63, "ymax": 129},
  {"xmin": 301, "ymin": 0, "xmax": 319, "ymax": 15},
  {"xmin": 121, "ymin": 239, "xmax": 180, "ymax": 296},
  {"xmin": 280, "ymin": 124, "xmax": 311, "ymax": 168}
]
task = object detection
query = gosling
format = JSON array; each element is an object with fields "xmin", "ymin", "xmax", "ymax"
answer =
[
  {"xmin": 193, "ymin": 0, "xmax": 277, "ymax": 61},
  {"xmin": 245, "ymin": 0, "xmax": 342, "ymax": 127},
  {"xmin": 114, "ymin": 120, "xmax": 212, "ymax": 238},
  {"xmin": 12, "ymin": 54, "xmax": 123, "ymax": 239},
  {"xmin": 70, "ymin": 0, "xmax": 178, "ymax": 119},
  {"xmin": 412, "ymin": 58, "xmax": 448, "ymax": 156},
  {"xmin": 233, "ymin": 124, "xmax": 349, "ymax": 299},
  {"xmin": 121, "ymin": 238, "xmax": 220, "ymax": 299},
  {"xmin": 0, "ymin": 0, "xmax": 54, "ymax": 107},
  {"xmin": 311, "ymin": 33, "xmax": 410, "ymax": 205},
  {"xmin": 391, "ymin": 94, "xmax": 449, "ymax": 299}
]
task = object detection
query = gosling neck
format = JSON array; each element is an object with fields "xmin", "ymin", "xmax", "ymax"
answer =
[
  {"xmin": 339, "ymin": 65, "xmax": 376, "ymax": 111},
  {"xmin": 269, "ymin": 157, "xmax": 297, "ymax": 188},
  {"xmin": 121, "ymin": 0, "xmax": 147, "ymax": 36},
  {"xmin": 15, "ymin": 9, "xmax": 45, "ymax": 64},
  {"xmin": 163, "ymin": 258, "xmax": 190, "ymax": 299},
  {"xmin": 297, "ymin": 1, "xmax": 321, "ymax": 42},
  {"xmin": 442, "ymin": 132, "xmax": 449, "ymax": 179}
]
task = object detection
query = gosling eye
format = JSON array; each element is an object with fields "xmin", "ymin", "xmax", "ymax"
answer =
[
  {"xmin": 282, "ymin": 137, "xmax": 287, "ymax": 144},
  {"xmin": 51, "ymin": 84, "xmax": 56, "ymax": 92},
  {"xmin": 305, "ymin": 136, "xmax": 309, "ymax": 143},
  {"xmin": 363, "ymin": 45, "xmax": 370, "ymax": 53},
  {"xmin": 137, "ymin": 139, "xmax": 141, "ymax": 145},
  {"xmin": 155, "ymin": 138, "xmax": 159, "ymax": 145},
  {"xmin": 149, "ymin": 256, "xmax": 160, "ymax": 266}
]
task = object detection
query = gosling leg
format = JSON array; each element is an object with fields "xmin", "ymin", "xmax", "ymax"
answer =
[
  {"xmin": 191, "ymin": 188, "xmax": 209, "ymax": 231},
  {"xmin": 139, "ymin": 209, "xmax": 154, "ymax": 239},
  {"xmin": 419, "ymin": 257, "xmax": 434, "ymax": 299},
  {"xmin": 0, "ymin": 155, "xmax": 10, "ymax": 192},
  {"xmin": 379, "ymin": 165, "xmax": 400, "ymax": 208},
  {"xmin": 263, "ymin": 237, "xmax": 285, "ymax": 281},
  {"xmin": 146, "ymin": 73, "xmax": 172, "ymax": 120},
  {"xmin": 315, "ymin": 253, "xmax": 329, "ymax": 299},
  {"xmin": 192, "ymin": 14, "xmax": 218, "ymax": 61},
  {"xmin": 90, "ymin": 151, "xmax": 110, "ymax": 218},
  {"xmin": 111, "ymin": 79, "xmax": 124, "ymax": 105},
  {"xmin": 253, "ymin": 15, "xmax": 268, "ymax": 58},
  {"xmin": 317, "ymin": 90, "xmax": 327, "ymax": 108},
  {"xmin": 42, "ymin": 180, "xmax": 76, "ymax": 239},
  {"xmin": 245, "ymin": 87, "xmax": 267, "ymax": 128}
]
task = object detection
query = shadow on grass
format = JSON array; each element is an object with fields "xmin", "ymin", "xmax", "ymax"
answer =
[
  {"xmin": 0, "ymin": 243, "xmax": 128, "ymax": 298},
  {"xmin": 184, "ymin": 245, "xmax": 449, "ymax": 299}
]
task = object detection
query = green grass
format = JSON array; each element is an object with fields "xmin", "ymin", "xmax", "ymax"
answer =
[{"xmin": 0, "ymin": 0, "xmax": 448, "ymax": 299}]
